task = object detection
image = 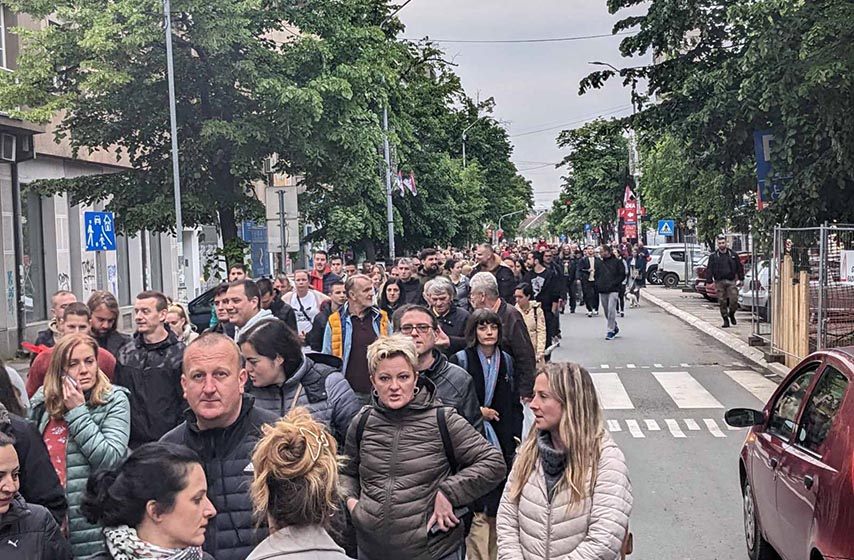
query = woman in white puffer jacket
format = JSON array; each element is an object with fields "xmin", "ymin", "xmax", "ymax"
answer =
[{"xmin": 497, "ymin": 362, "xmax": 632, "ymax": 560}]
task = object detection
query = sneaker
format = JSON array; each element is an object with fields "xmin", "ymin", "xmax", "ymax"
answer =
[
  {"xmin": 587, "ymin": 312, "xmax": 593, "ymax": 318},
  {"xmin": 721, "ymin": 318, "xmax": 730, "ymax": 328},
  {"xmin": 729, "ymin": 313, "xmax": 737, "ymax": 326},
  {"xmin": 605, "ymin": 331, "xmax": 616, "ymax": 340},
  {"xmin": 570, "ymin": 309, "xmax": 576, "ymax": 314},
  {"xmin": 594, "ymin": 310, "xmax": 599, "ymax": 316},
  {"xmin": 614, "ymin": 325, "xmax": 620, "ymax": 337},
  {"xmin": 619, "ymin": 311, "xmax": 625, "ymax": 317}
]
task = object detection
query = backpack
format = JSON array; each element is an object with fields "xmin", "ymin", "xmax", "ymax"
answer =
[{"xmin": 453, "ymin": 349, "xmax": 516, "ymax": 396}]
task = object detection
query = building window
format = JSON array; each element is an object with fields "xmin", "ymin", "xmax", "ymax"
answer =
[
  {"xmin": 21, "ymin": 188, "xmax": 46, "ymax": 323},
  {"xmin": 116, "ymin": 234, "xmax": 131, "ymax": 305}
]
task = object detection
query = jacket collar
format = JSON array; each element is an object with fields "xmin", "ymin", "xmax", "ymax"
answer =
[
  {"xmin": 184, "ymin": 393, "xmax": 256, "ymax": 435},
  {"xmin": 420, "ymin": 349, "xmax": 448, "ymax": 378},
  {"xmin": 248, "ymin": 525, "xmax": 344, "ymax": 559},
  {"xmin": 338, "ymin": 302, "xmax": 381, "ymax": 321},
  {"xmin": 133, "ymin": 329, "xmax": 180, "ymax": 350}
]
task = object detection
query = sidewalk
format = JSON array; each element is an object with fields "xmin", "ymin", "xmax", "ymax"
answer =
[{"xmin": 643, "ymin": 285, "xmax": 789, "ymax": 380}]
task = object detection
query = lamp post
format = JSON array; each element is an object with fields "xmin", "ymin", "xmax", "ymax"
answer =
[
  {"xmin": 496, "ymin": 209, "xmax": 526, "ymax": 245},
  {"xmin": 163, "ymin": 0, "xmax": 186, "ymax": 302}
]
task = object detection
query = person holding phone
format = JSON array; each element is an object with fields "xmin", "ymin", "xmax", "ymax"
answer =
[
  {"xmin": 341, "ymin": 335, "xmax": 505, "ymax": 560},
  {"xmin": 29, "ymin": 333, "xmax": 131, "ymax": 557}
]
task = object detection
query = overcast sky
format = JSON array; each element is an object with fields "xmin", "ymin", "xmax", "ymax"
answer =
[{"xmin": 400, "ymin": 0, "xmax": 648, "ymax": 209}]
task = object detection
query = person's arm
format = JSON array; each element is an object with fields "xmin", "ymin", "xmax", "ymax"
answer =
[
  {"xmin": 326, "ymin": 372, "xmax": 362, "ymax": 446},
  {"xmin": 535, "ymin": 308, "xmax": 546, "ymax": 357},
  {"xmin": 307, "ymin": 313, "xmax": 326, "ymax": 352},
  {"xmin": 25, "ymin": 353, "xmax": 49, "ymax": 398},
  {"xmin": 458, "ymin": 374, "xmax": 485, "ymax": 434},
  {"xmin": 14, "ymin": 419, "xmax": 67, "ymax": 523},
  {"xmin": 496, "ymin": 468, "xmax": 524, "ymax": 560},
  {"xmin": 65, "ymin": 389, "xmax": 131, "ymax": 470},
  {"xmin": 322, "ymin": 322, "xmax": 333, "ymax": 354},
  {"xmin": 567, "ymin": 444, "xmax": 633, "ymax": 560},
  {"xmin": 508, "ymin": 317, "xmax": 537, "ymax": 399},
  {"xmin": 40, "ymin": 507, "xmax": 73, "ymax": 560},
  {"xmin": 340, "ymin": 412, "xmax": 365, "ymax": 499},
  {"xmin": 283, "ymin": 306, "xmax": 298, "ymax": 333},
  {"xmin": 438, "ymin": 409, "xmax": 506, "ymax": 507}
]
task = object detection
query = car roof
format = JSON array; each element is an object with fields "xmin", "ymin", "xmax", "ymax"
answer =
[{"xmin": 827, "ymin": 346, "xmax": 854, "ymax": 365}]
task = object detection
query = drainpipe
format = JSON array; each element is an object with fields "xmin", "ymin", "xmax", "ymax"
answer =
[{"xmin": 10, "ymin": 161, "xmax": 26, "ymax": 356}]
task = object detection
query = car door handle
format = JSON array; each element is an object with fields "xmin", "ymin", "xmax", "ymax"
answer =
[
  {"xmin": 770, "ymin": 458, "xmax": 778, "ymax": 468},
  {"xmin": 804, "ymin": 475, "xmax": 814, "ymax": 490}
]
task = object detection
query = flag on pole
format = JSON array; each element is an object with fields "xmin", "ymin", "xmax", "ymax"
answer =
[
  {"xmin": 403, "ymin": 172, "xmax": 417, "ymax": 196},
  {"xmin": 395, "ymin": 171, "xmax": 406, "ymax": 196},
  {"xmin": 623, "ymin": 184, "xmax": 636, "ymax": 206}
]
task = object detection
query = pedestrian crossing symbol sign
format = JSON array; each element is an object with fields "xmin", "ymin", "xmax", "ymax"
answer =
[
  {"xmin": 658, "ymin": 220, "xmax": 675, "ymax": 237},
  {"xmin": 84, "ymin": 211, "xmax": 116, "ymax": 252}
]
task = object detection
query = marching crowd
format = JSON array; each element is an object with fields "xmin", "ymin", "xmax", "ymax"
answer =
[{"xmin": 0, "ymin": 240, "xmax": 639, "ymax": 560}]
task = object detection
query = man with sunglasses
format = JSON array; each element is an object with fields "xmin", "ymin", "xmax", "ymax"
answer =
[{"xmin": 394, "ymin": 304, "xmax": 482, "ymax": 432}]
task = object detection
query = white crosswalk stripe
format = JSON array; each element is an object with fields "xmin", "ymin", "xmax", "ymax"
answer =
[
  {"xmin": 592, "ymin": 372, "xmax": 635, "ymax": 409},
  {"xmin": 723, "ymin": 370, "xmax": 777, "ymax": 403},
  {"xmin": 704, "ymin": 418, "xmax": 727, "ymax": 438},
  {"xmin": 607, "ymin": 419, "xmax": 622, "ymax": 432},
  {"xmin": 684, "ymin": 418, "xmax": 701, "ymax": 431},
  {"xmin": 644, "ymin": 419, "xmax": 660, "ymax": 431},
  {"xmin": 652, "ymin": 371, "xmax": 724, "ymax": 409},
  {"xmin": 625, "ymin": 419, "xmax": 645, "ymax": 438},
  {"xmin": 665, "ymin": 419, "xmax": 686, "ymax": 438}
]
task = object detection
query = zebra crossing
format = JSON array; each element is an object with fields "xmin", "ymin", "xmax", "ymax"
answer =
[{"xmin": 589, "ymin": 366, "xmax": 780, "ymax": 439}]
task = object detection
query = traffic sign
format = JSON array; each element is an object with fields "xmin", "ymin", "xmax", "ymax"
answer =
[
  {"xmin": 584, "ymin": 224, "xmax": 592, "ymax": 232},
  {"xmin": 623, "ymin": 224, "xmax": 638, "ymax": 238},
  {"xmin": 658, "ymin": 220, "xmax": 675, "ymax": 237},
  {"xmin": 84, "ymin": 212, "xmax": 116, "ymax": 251}
]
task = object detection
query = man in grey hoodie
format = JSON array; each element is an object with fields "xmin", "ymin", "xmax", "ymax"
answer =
[{"xmin": 226, "ymin": 279, "xmax": 279, "ymax": 342}]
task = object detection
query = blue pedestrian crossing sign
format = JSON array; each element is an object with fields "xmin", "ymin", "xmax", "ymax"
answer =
[
  {"xmin": 658, "ymin": 220, "xmax": 675, "ymax": 237},
  {"xmin": 84, "ymin": 211, "xmax": 117, "ymax": 251}
]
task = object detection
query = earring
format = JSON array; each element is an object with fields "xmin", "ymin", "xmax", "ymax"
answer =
[
  {"xmin": 413, "ymin": 386, "xmax": 421, "ymax": 396},
  {"xmin": 372, "ymin": 388, "xmax": 379, "ymax": 398}
]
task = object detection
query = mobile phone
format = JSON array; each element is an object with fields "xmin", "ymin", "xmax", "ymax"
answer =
[
  {"xmin": 63, "ymin": 374, "xmax": 79, "ymax": 389},
  {"xmin": 429, "ymin": 506, "xmax": 470, "ymax": 535}
]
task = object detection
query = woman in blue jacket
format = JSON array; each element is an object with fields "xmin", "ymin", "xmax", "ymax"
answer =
[{"xmin": 30, "ymin": 333, "xmax": 130, "ymax": 558}]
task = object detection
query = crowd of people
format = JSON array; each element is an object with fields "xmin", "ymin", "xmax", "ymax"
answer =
[{"xmin": 0, "ymin": 239, "xmax": 638, "ymax": 560}]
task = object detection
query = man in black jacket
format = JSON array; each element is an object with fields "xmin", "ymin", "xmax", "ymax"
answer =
[
  {"xmin": 523, "ymin": 251, "xmax": 562, "ymax": 347},
  {"xmin": 425, "ymin": 277, "xmax": 470, "ymax": 338},
  {"xmin": 595, "ymin": 244, "xmax": 626, "ymax": 340},
  {"xmin": 396, "ymin": 258, "xmax": 423, "ymax": 305},
  {"xmin": 256, "ymin": 277, "xmax": 298, "ymax": 333},
  {"xmin": 87, "ymin": 291, "xmax": 131, "ymax": 360},
  {"xmin": 577, "ymin": 245, "xmax": 600, "ymax": 317},
  {"xmin": 473, "ymin": 243, "xmax": 517, "ymax": 303},
  {"xmin": 162, "ymin": 333, "xmax": 278, "ymax": 560},
  {"xmin": 705, "ymin": 235, "xmax": 746, "ymax": 328},
  {"xmin": 116, "ymin": 291, "xmax": 186, "ymax": 448}
]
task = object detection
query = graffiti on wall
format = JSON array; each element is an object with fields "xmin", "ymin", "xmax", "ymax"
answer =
[
  {"xmin": 107, "ymin": 265, "xmax": 117, "ymax": 295},
  {"xmin": 57, "ymin": 272, "xmax": 71, "ymax": 292},
  {"xmin": 82, "ymin": 260, "xmax": 96, "ymax": 295},
  {"xmin": 6, "ymin": 271, "xmax": 14, "ymax": 316}
]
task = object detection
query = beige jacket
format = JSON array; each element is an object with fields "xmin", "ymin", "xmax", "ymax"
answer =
[
  {"xmin": 496, "ymin": 434, "xmax": 632, "ymax": 560},
  {"xmin": 516, "ymin": 302, "xmax": 546, "ymax": 359}
]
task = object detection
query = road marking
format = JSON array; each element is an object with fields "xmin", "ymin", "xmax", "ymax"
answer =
[
  {"xmin": 653, "ymin": 371, "xmax": 724, "ymax": 409},
  {"xmin": 680, "ymin": 363, "xmax": 691, "ymax": 367},
  {"xmin": 600, "ymin": 364, "xmax": 610, "ymax": 369},
  {"xmin": 704, "ymin": 418, "xmax": 727, "ymax": 438},
  {"xmin": 607, "ymin": 419, "xmax": 621, "ymax": 432},
  {"xmin": 724, "ymin": 370, "xmax": 777, "ymax": 403},
  {"xmin": 727, "ymin": 423, "xmax": 744, "ymax": 431},
  {"xmin": 641, "ymin": 365, "xmax": 650, "ymax": 369},
  {"xmin": 644, "ymin": 419, "xmax": 660, "ymax": 431},
  {"xmin": 684, "ymin": 418, "xmax": 701, "ymax": 431},
  {"xmin": 665, "ymin": 419, "xmax": 686, "ymax": 438},
  {"xmin": 591, "ymin": 372, "xmax": 635, "ymax": 409},
  {"xmin": 626, "ymin": 419, "xmax": 645, "ymax": 438},
  {"xmin": 627, "ymin": 363, "xmax": 636, "ymax": 369},
  {"xmin": 654, "ymin": 363, "xmax": 663, "ymax": 368}
]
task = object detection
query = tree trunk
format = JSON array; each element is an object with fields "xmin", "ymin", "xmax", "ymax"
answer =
[{"xmin": 219, "ymin": 203, "xmax": 238, "ymax": 243}]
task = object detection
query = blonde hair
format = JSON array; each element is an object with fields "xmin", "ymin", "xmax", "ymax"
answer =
[
  {"xmin": 45, "ymin": 334, "xmax": 112, "ymax": 419},
  {"xmin": 250, "ymin": 408, "xmax": 341, "ymax": 530},
  {"xmin": 510, "ymin": 362, "xmax": 604, "ymax": 507},
  {"xmin": 366, "ymin": 333, "xmax": 418, "ymax": 375},
  {"xmin": 167, "ymin": 304, "xmax": 189, "ymax": 324}
]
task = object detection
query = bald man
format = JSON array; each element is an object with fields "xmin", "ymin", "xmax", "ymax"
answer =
[{"xmin": 161, "ymin": 334, "xmax": 278, "ymax": 560}]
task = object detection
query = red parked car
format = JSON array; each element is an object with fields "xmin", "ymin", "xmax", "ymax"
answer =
[
  {"xmin": 725, "ymin": 348, "xmax": 854, "ymax": 560},
  {"xmin": 694, "ymin": 252, "xmax": 752, "ymax": 301}
]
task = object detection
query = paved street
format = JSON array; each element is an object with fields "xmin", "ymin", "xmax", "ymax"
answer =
[{"xmin": 553, "ymin": 299, "xmax": 780, "ymax": 560}]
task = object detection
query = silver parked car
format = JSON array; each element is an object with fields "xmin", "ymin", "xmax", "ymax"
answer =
[{"xmin": 738, "ymin": 260, "xmax": 770, "ymax": 320}]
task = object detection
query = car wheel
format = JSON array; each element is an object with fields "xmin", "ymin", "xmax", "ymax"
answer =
[
  {"xmin": 662, "ymin": 272, "xmax": 680, "ymax": 289},
  {"xmin": 647, "ymin": 268, "xmax": 659, "ymax": 285},
  {"xmin": 743, "ymin": 480, "xmax": 777, "ymax": 560}
]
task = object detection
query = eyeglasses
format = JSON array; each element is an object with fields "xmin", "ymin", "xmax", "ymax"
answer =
[{"xmin": 400, "ymin": 324, "xmax": 433, "ymax": 334}]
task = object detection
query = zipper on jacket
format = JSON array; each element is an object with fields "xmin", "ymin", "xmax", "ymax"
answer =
[
  {"xmin": 545, "ymin": 500, "xmax": 553, "ymax": 559},
  {"xmin": 382, "ymin": 424, "xmax": 401, "ymax": 531}
]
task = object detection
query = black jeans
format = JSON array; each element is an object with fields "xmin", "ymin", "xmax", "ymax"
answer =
[{"xmin": 581, "ymin": 281, "xmax": 599, "ymax": 312}]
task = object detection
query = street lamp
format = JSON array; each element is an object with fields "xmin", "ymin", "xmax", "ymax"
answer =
[
  {"xmin": 495, "ymin": 209, "xmax": 526, "ymax": 245},
  {"xmin": 163, "ymin": 0, "xmax": 186, "ymax": 302}
]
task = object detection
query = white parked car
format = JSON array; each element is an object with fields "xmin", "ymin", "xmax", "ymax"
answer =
[
  {"xmin": 646, "ymin": 243, "xmax": 704, "ymax": 285},
  {"xmin": 657, "ymin": 246, "xmax": 708, "ymax": 289}
]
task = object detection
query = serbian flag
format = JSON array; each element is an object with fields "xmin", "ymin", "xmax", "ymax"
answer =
[
  {"xmin": 623, "ymin": 184, "xmax": 637, "ymax": 206},
  {"xmin": 396, "ymin": 170, "xmax": 406, "ymax": 196},
  {"xmin": 403, "ymin": 172, "xmax": 417, "ymax": 196}
]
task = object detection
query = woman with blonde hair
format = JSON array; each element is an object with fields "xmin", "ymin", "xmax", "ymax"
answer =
[
  {"xmin": 166, "ymin": 304, "xmax": 199, "ymax": 346},
  {"xmin": 248, "ymin": 408, "xmax": 348, "ymax": 559},
  {"xmin": 496, "ymin": 362, "xmax": 632, "ymax": 560},
  {"xmin": 30, "ymin": 333, "xmax": 131, "ymax": 557}
]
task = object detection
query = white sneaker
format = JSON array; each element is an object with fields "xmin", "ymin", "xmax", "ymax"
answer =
[
  {"xmin": 594, "ymin": 310, "xmax": 599, "ymax": 316},
  {"xmin": 587, "ymin": 312, "xmax": 593, "ymax": 318}
]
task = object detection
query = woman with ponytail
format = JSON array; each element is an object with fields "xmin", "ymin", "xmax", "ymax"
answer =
[
  {"xmin": 496, "ymin": 363, "xmax": 632, "ymax": 560},
  {"xmin": 80, "ymin": 442, "xmax": 216, "ymax": 559},
  {"xmin": 247, "ymin": 407, "xmax": 348, "ymax": 559}
]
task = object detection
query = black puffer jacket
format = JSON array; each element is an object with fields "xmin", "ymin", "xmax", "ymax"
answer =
[
  {"xmin": 0, "ymin": 405, "xmax": 67, "ymax": 524},
  {"xmin": 399, "ymin": 277, "xmax": 423, "ymax": 305},
  {"xmin": 0, "ymin": 495, "xmax": 71, "ymax": 559},
  {"xmin": 95, "ymin": 330, "xmax": 132, "ymax": 361},
  {"xmin": 341, "ymin": 379, "xmax": 506, "ymax": 560},
  {"xmin": 420, "ymin": 350, "xmax": 483, "ymax": 433},
  {"xmin": 161, "ymin": 395, "xmax": 278, "ymax": 560},
  {"xmin": 595, "ymin": 255, "xmax": 626, "ymax": 294},
  {"xmin": 116, "ymin": 331, "xmax": 185, "ymax": 447},
  {"xmin": 249, "ymin": 353, "xmax": 360, "ymax": 445}
]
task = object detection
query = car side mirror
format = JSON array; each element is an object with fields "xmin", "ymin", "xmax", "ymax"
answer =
[{"xmin": 725, "ymin": 408, "xmax": 765, "ymax": 428}]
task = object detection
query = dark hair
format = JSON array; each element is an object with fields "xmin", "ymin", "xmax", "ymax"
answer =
[
  {"xmin": 87, "ymin": 291, "xmax": 120, "ymax": 318},
  {"xmin": 330, "ymin": 255, "xmax": 343, "ymax": 264},
  {"xmin": 444, "ymin": 259, "xmax": 458, "ymax": 272},
  {"xmin": 329, "ymin": 280, "xmax": 345, "ymax": 291},
  {"xmin": 239, "ymin": 320, "xmax": 303, "ymax": 378},
  {"xmin": 392, "ymin": 304, "xmax": 437, "ymax": 331},
  {"xmin": 515, "ymin": 282, "xmax": 534, "ymax": 299},
  {"xmin": 464, "ymin": 308, "xmax": 503, "ymax": 348},
  {"xmin": 379, "ymin": 278, "xmax": 404, "ymax": 311},
  {"xmin": 81, "ymin": 442, "xmax": 201, "ymax": 527},
  {"xmin": 532, "ymin": 251, "xmax": 545, "ymax": 265},
  {"xmin": 420, "ymin": 248, "xmax": 438, "ymax": 261},
  {"xmin": 63, "ymin": 302, "xmax": 92, "ymax": 321},
  {"xmin": 213, "ymin": 282, "xmax": 230, "ymax": 298},
  {"xmin": 0, "ymin": 431, "xmax": 15, "ymax": 447},
  {"xmin": 256, "ymin": 278, "xmax": 274, "ymax": 297},
  {"xmin": 313, "ymin": 249, "xmax": 328, "ymax": 258},
  {"xmin": 230, "ymin": 279, "xmax": 261, "ymax": 306},
  {"xmin": 229, "ymin": 263, "xmax": 247, "ymax": 273},
  {"xmin": 136, "ymin": 291, "xmax": 168, "ymax": 312},
  {"xmin": 0, "ymin": 366, "xmax": 24, "ymax": 417}
]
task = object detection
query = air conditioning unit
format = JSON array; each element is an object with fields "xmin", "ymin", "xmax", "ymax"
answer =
[{"xmin": 0, "ymin": 133, "xmax": 15, "ymax": 162}]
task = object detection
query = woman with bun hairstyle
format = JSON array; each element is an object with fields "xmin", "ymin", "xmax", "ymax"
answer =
[
  {"xmin": 496, "ymin": 362, "xmax": 632, "ymax": 560},
  {"xmin": 247, "ymin": 408, "xmax": 348, "ymax": 560},
  {"xmin": 29, "ymin": 333, "xmax": 130, "ymax": 557},
  {"xmin": 81, "ymin": 442, "xmax": 217, "ymax": 559}
]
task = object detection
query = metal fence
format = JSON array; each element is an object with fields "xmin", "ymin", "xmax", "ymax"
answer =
[{"xmin": 769, "ymin": 225, "xmax": 854, "ymax": 366}]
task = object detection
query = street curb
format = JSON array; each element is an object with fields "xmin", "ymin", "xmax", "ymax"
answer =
[{"xmin": 643, "ymin": 290, "xmax": 789, "ymax": 381}]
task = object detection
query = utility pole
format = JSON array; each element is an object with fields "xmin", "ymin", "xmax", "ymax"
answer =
[
  {"xmin": 383, "ymin": 104, "xmax": 395, "ymax": 260},
  {"xmin": 277, "ymin": 189, "xmax": 287, "ymax": 274},
  {"xmin": 164, "ymin": 0, "xmax": 186, "ymax": 302}
]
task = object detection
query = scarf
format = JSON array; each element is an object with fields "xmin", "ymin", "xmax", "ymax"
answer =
[
  {"xmin": 477, "ymin": 347, "xmax": 501, "ymax": 449},
  {"xmin": 537, "ymin": 430, "xmax": 567, "ymax": 502},
  {"xmin": 104, "ymin": 526, "xmax": 204, "ymax": 560}
]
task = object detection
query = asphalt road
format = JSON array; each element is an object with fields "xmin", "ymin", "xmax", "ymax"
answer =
[{"xmin": 552, "ymin": 298, "xmax": 779, "ymax": 560}]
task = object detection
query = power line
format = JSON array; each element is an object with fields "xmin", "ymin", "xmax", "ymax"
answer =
[
  {"xmin": 406, "ymin": 31, "xmax": 633, "ymax": 45},
  {"xmin": 508, "ymin": 103, "xmax": 632, "ymax": 137},
  {"xmin": 518, "ymin": 162, "xmax": 562, "ymax": 172},
  {"xmin": 509, "ymin": 105, "xmax": 633, "ymax": 138}
]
